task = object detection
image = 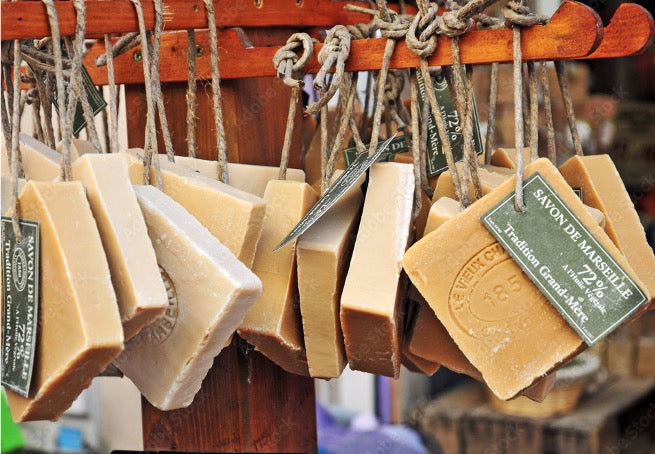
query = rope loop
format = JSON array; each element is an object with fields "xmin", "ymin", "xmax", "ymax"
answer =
[
  {"xmin": 503, "ymin": 0, "xmax": 548, "ymax": 27},
  {"xmin": 272, "ymin": 32, "xmax": 314, "ymax": 89},
  {"xmin": 406, "ymin": 3, "xmax": 439, "ymax": 57},
  {"xmin": 373, "ymin": 8, "xmax": 410, "ymax": 39}
]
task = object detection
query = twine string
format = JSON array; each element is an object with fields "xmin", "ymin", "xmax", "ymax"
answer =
[
  {"xmin": 540, "ymin": 61, "xmax": 556, "ymax": 163},
  {"xmin": 555, "ymin": 60, "xmax": 583, "ymax": 156}
]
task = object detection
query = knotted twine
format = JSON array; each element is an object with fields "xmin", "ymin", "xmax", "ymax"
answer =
[
  {"xmin": 502, "ymin": 0, "xmax": 548, "ymax": 212},
  {"xmin": 203, "ymin": 0, "xmax": 229, "ymax": 183},
  {"xmin": 272, "ymin": 33, "xmax": 313, "ymax": 181}
]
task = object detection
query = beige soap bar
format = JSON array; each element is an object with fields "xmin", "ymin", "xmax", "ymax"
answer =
[
  {"xmin": 432, "ymin": 162, "xmax": 514, "ymax": 202},
  {"xmin": 490, "ymin": 147, "xmax": 531, "ymax": 170},
  {"xmin": 56, "ymin": 138, "xmax": 97, "ymax": 160},
  {"xmin": 121, "ymin": 151, "xmax": 266, "ymax": 268},
  {"xmin": 116, "ymin": 186, "xmax": 262, "ymax": 410},
  {"xmin": 238, "ymin": 180, "xmax": 318, "ymax": 376},
  {"xmin": 6, "ymin": 181, "xmax": 123, "ymax": 421},
  {"xmin": 297, "ymin": 176, "xmax": 363, "ymax": 378},
  {"xmin": 559, "ymin": 155, "xmax": 655, "ymax": 307},
  {"xmin": 404, "ymin": 158, "xmax": 648, "ymax": 399},
  {"xmin": 1, "ymin": 176, "xmax": 26, "ymax": 214},
  {"xmin": 423, "ymin": 197, "xmax": 463, "ymax": 238},
  {"xmin": 19, "ymin": 133, "xmax": 61, "ymax": 181},
  {"xmin": 341, "ymin": 162, "xmax": 415, "ymax": 378},
  {"xmin": 72, "ymin": 154, "xmax": 167, "ymax": 340}
]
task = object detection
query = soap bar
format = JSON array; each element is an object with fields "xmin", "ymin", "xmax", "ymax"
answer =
[
  {"xmin": 341, "ymin": 162, "xmax": 415, "ymax": 378},
  {"xmin": 423, "ymin": 197, "xmax": 463, "ymax": 238},
  {"xmin": 227, "ymin": 163, "xmax": 305, "ymax": 197},
  {"xmin": 238, "ymin": 180, "xmax": 318, "ymax": 376},
  {"xmin": 173, "ymin": 156, "xmax": 219, "ymax": 178},
  {"xmin": 116, "ymin": 186, "xmax": 262, "ymax": 410},
  {"xmin": 490, "ymin": 147, "xmax": 531, "ymax": 170},
  {"xmin": 72, "ymin": 154, "xmax": 167, "ymax": 340},
  {"xmin": 5, "ymin": 181, "xmax": 123, "ymax": 421},
  {"xmin": 432, "ymin": 162, "xmax": 514, "ymax": 202},
  {"xmin": 19, "ymin": 133, "xmax": 61, "ymax": 181},
  {"xmin": 404, "ymin": 158, "xmax": 646, "ymax": 399},
  {"xmin": 297, "ymin": 174, "xmax": 363, "ymax": 378},
  {"xmin": 121, "ymin": 151, "xmax": 266, "ymax": 268},
  {"xmin": 56, "ymin": 138, "xmax": 96, "ymax": 161},
  {"xmin": 559, "ymin": 155, "xmax": 655, "ymax": 307},
  {"xmin": 1, "ymin": 176, "xmax": 26, "ymax": 214}
]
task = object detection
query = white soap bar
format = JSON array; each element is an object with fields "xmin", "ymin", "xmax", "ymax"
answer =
[
  {"xmin": 116, "ymin": 185, "xmax": 262, "ymax": 410},
  {"xmin": 56, "ymin": 138, "xmax": 97, "ymax": 160}
]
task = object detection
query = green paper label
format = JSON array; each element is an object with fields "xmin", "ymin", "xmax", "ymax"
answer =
[
  {"xmin": 481, "ymin": 173, "xmax": 647, "ymax": 346},
  {"xmin": 416, "ymin": 68, "xmax": 483, "ymax": 177},
  {"xmin": 276, "ymin": 135, "xmax": 397, "ymax": 251},
  {"xmin": 343, "ymin": 136, "xmax": 408, "ymax": 167},
  {"xmin": 1, "ymin": 217, "xmax": 40, "ymax": 397}
]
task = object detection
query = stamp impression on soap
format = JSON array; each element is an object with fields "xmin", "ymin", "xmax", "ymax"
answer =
[{"xmin": 136, "ymin": 265, "xmax": 178, "ymax": 346}]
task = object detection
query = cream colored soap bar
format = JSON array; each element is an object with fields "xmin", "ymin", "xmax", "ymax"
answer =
[
  {"xmin": 116, "ymin": 186, "xmax": 262, "ymax": 410},
  {"xmin": 72, "ymin": 154, "xmax": 167, "ymax": 340},
  {"xmin": 19, "ymin": 133, "xmax": 61, "ymax": 181},
  {"xmin": 432, "ymin": 162, "xmax": 514, "ymax": 202},
  {"xmin": 341, "ymin": 162, "xmax": 414, "ymax": 378},
  {"xmin": 404, "ymin": 158, "xmax": 647, "ymax": 400},
  {"xmin": 56, "ymin": 138, "xmax": 97, "ymax": 160},
  {"xmin": 1, "ymin": 176, "xmax": 25, "ymax": 214},
  {"xmin": 559, "ymin": 155, "xmax": 655, "ymax": 307},
  {"xmin": 297, "ymin": 175, "xmax": 363, "ymax": 378},
  {"xmin": 490, "ymin": 147, "xmax": 531, "ymax": 170},
  {"xmin": 6, "ymin": 181, "xmax": 123, "ymax": 421},
  {"xmin": 423, "ymin": 197, "xmax": 463, "ymax": 238},
  {"xmin": 173, "ymin": 156, "xmax": 219, "ymax": 178},
  {"xmin": 121, "ymin": 151, "xmax": 266, "ymax": 268},
  {"xmin": 227, "ymin": 163, "xmax": 305, "ymax": 197},
  {"xmin": 238, "ymin": 180, "xmax": 318, "ymax": 376}
]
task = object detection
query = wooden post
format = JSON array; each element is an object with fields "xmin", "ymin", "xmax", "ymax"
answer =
[{"xmin": 125, "ymin": 28, "xmax": 316, "ymax": 452}]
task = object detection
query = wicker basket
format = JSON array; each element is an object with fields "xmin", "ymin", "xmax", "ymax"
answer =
[{"xmin": 487, "ymin": 352, "xmax": 601, "ymax": 418}]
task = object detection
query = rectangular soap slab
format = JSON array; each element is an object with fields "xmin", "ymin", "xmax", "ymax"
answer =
[
  {"xmin": 490, "ymin": 148, "xmax": 531, "ymax": 170},
  {"xmin": 340, "ymin": 162, "xmax": 415, "ymax": 378},
  {"xmin": 403, "ymin": 158, "xmax": 646, "ymax": 399},
  {"xmin": 5, "ymin": 181, "xmax": 123, "ymax": 421},
  {"xmin": 116, "ymin": 186, "xmax": 262, "ymax": 410},
  {"xmin": 432, "ymin": 162, "xmax": 514, "ymax": 202},
  {"xmin": 72, "ymin": 154, "xmax": 167, "ymax": 340},
  {"xmin": 19, "ymin": 133, "xmax": 61, "ymax": 181},
  {"xmin": 559, "ymin": 155, "xmax": 655, "ymax": 308},
  {"xmin": 297, "ymin": 176, "xmax": 363, "ymax": 378},
  {"xmin": 121, "ymin": 151, "xmax": 266, "ymax": 268},
  {"xmin": 238, "ymin": 180, "xmax": 318, "ymax": 376},
  {"xmin": 56, "ymin": 138, "xmax": 97, "ymax": 161}
]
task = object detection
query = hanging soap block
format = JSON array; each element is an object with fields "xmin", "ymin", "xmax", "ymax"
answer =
[
  {"xmin": 5, "ymin": 181, "xmax": 123, "ymax": 421},
  {"xmin": 18, "ymin": 133, "xmax": 60, "ymax": 181},
  {"xmin": 403, "ymin": 158, "xmax": 648, "ymax": 399},
  {"xmin": 559, "ymin": 154, "xmax": 655, "ymax": 308},
  {"xmin": 340, "ymin": 162, "xmax": 415, "ymax": 378},
  {"xmin": 56, "ymin": 137, "xmax": 96, "ymax": 161},
  {"xmin": 432, "ymin": 162, "xmax": 514, "ymax": 202},
  {"xmin": 72, "ymin": 154, "xmax": 167, "ymax": 340},
  {"xmin": 238, "ymin": 180, "xmax": 318, "ymax": 376},
  {"xmin": 121, "ymin": 151, "xmax": 266, "ymax": 268},
  {"xmin": 115, "ymin": 185, "xmax": 262, "ymax": 410},
  {"xmin": 296, "ymin": 171, "xmax": 364, "ymax": 378},
  {"xmin": 490, "ymin": 147, "xmax": 532, "ymax": 170}
]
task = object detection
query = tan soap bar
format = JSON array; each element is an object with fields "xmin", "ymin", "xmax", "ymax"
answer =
[
  {"xmin": 121, "ymin": 151, "xmax": 266, "ymax": 268},
  {"xmin": 297, "ymin": 174, "xmax": 363, "ymax": 378},
  {"xmin": 1, "ymin": 176, "xmax": 26, "ymax": 214},
  {"xmin": 56, "ymin": 138, "xmax": 97, "ymax": 161},
  {"xmin": 402, "ymin": 348, "xmax": 440, "ymax": 375},
  {"xmin": 19, "ymin": 133, "xmax": 61, "ymax": 181},
  {"xmin": 116, "ymin": 185, "xmax": 262, "ymax": 410},
  {"xmin": 559, "ymin": 155, "xmax": 655, "ymax": 307},
  {"xmin": 6, "ymin": 181, "xmax": 123, "ymax": 421},
  {"xmin": 432, "ymin": 162, "xmax": 514, "ymax": 202},
  {"xmin": 228, "ymin": 163, "xmax": 305, "ymax": 197},
  {"xmin": 238, "ymin": 180, "xmax": 318, "ymax": 376},
  {"xmin": 490, "ymin": 147, "xmax": 531, "ymax": 170},
  {"xmin": 72, "ymin": 154, "xmax": 167, "ymax": 340},
  {"xmin": 341, "ymin": 162, "xmax": 415, "ymax": 378},
  {"xmin": 404, "ymin": 158, "xmax": 647, "ymax": 399},
  {"xmin": 423, "ymin": 197, "xmax": 463, "ymax": 238},
  {"xmin": 173, "ymin": 156, "xmax": 219, "ymax": 178}
]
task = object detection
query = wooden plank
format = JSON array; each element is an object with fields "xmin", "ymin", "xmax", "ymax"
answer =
[
  {"xmin": 0, "ymin": 0, "xmax": 414, "ymax": 40},
  {"xmin": 582, "ymin": 3, "xmax": 654, "ymax": 60},
  {"xmin": 133, "ymin": 27, "xmax": 315, "ymax": 452},
  {"xmin": 79, "ymin": 1, "xmax": 603, "ymax": 86}
]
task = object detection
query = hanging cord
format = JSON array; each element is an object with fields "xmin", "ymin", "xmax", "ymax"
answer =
[
  {"xmin": 540, "ymin": 61, "xmax": 556, "ymax": 163},
  {"xmin": 103, "ymin": 33, "xmax": 119, "ymax": 153},
  {"xmin": 272, "ymin": 33, "xmax": 314, "ymax": 181},
  {"xmin": 131, "ymin": 0, "xmax": 160, "ymax": 187},
  {"xmin": 555, "ymin": 60, "xmax": 583, "ymax": 156},
  {"xmin": 527, "ymin": 60, "xmax": 538, "ymax": 161},
  {"xmin": 408, "ymin": 74, "xmax": 424, "ymax": 221},
  {"xmin": 186, "ymin": 29, "xmax": 198, "ymax": 158},
  {"xmin": 149, "ymin": 0, "xmax": 175, "ymax": 163},
  {"xmin": 463, "ymin": 65, "xmax": 482, "ymax": 200},
  {"xmin": 503, "ymin": 0, "xmax": 548, "ymax": 212},
  {"xmin": 203, "ymin": 0, "xmax": 229, "ymax": 182},
  {"xmin": 9, "ymin": 36, "xmax": 23, "ymax": 241},
  {"xmin": 95, "ymin": 32, "xmax": 140, "ymax": 66}
]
